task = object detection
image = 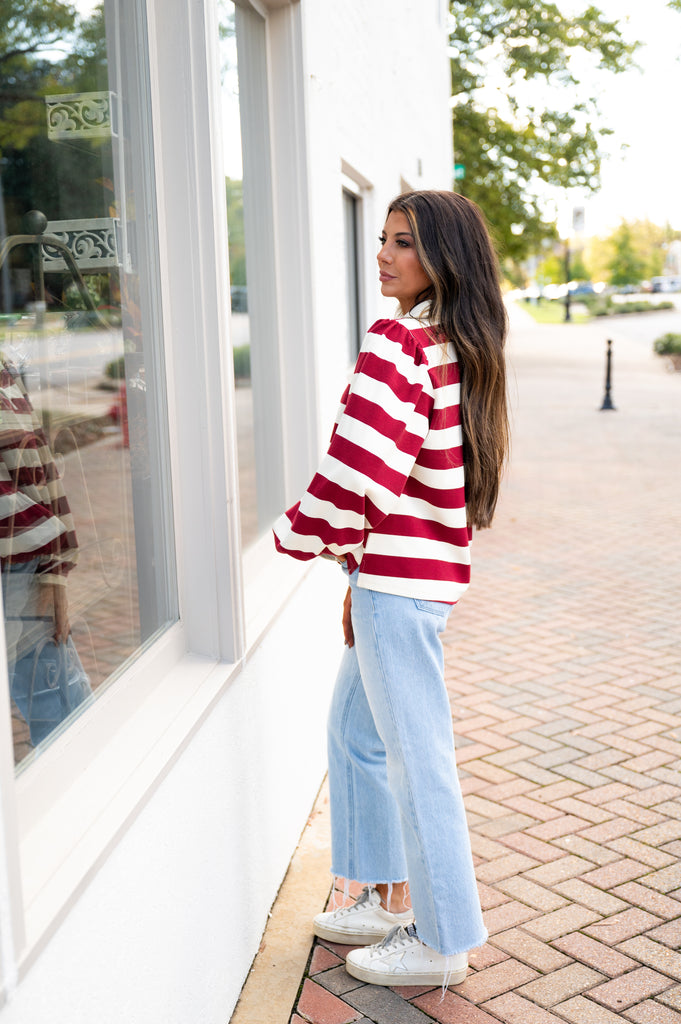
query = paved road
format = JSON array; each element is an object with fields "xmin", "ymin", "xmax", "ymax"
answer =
[{"xmin": 1, "ymin": 317, "xmax": 123, "ymax": 394}]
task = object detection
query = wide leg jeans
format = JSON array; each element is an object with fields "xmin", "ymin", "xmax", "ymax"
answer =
[{"xmin": 327, "ymin": 568, "xmax": 487, "ymax": 956}]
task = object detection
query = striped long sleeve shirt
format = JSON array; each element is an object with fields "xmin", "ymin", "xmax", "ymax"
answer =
[
  {"xmin": 273, "ymin": 305, "xmax": 472, "ymax": 603},
  {"xmin": 0, "ymin": 362, "xmax": 79, "ymax": 583}
]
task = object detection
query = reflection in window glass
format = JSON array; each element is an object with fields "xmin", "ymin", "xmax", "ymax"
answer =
[
  {"xmin": 343, "ymin": 189, "xmax": 362, "ymax": 361},
  {"xmin": 218, "ymin": 5, "xmax": 258, "ymax": 548},
  {"xmin": 0, "ymin": 0, "xmax": 177, "ymax": 768}
]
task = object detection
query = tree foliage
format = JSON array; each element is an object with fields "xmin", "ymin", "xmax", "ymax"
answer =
[
  {"xmin": 225, "ymin": 177, "xmax": 246, "ymax": 286},
  {"xmin": 536, "ymin": 248, "xmax": 588, "ymax": 285},
  {"xmin": 0, "ymin": 2, "xmax": 109, "ymax": 232},
  {"xmin": 0, "ymin": 2, "xmax": 104, "ymax": 152},
  {"xmin": 606, "ymin": 223, "xmax": 647, "ymax": 286},
  {"xmin": 585, "ymin": 220, "xmax": 679, "ymax": 284},
  {"xmin": 0, "ymin": 1, "xmax": 77, "ymax": 70},
  {"xmin": 449, "ymin": 0, "xmax": 638, "ymax": 269}
]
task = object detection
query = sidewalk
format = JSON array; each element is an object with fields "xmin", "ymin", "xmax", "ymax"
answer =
[{"xmin": 241, "ymin": 303, "xmax": 681, "ymax": 1024}]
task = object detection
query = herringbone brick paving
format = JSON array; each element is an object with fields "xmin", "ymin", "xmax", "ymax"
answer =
[{"xmin": 290, "ymin": 303, "xmax": 681, "ymax": 1023}]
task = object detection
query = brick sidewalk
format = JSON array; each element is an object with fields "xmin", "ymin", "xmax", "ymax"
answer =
[{"xmin": 289, "ymin": 306, "xmax": 681, "ymax": 1024}]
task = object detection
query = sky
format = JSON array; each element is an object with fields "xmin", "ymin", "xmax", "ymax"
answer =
[
  {"xmin": 220, "ymin": 0, "xmax": 681, "ymax": 237},
  {"xmin": 565, "ymin": 0, "xmax": 681, "ymax": 236}
]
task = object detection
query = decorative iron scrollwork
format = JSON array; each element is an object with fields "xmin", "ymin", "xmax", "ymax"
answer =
[
  {"xmin": 45, "ymin": 91, "xmax": 117, "ymax": 140},
  {"xmin": 42, "ymin": 219, "xmax": 120, "ymax": 272}
]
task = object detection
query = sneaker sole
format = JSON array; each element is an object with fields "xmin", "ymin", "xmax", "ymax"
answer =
[
  {"xmin": 345, "ymin": 958, "xmax": 468, "ymax": 987},
  {"xmin": 313, "ymin": 922, "xmax": 406, "ymax": 945}
]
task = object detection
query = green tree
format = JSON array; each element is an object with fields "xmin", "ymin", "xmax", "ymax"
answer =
[
  {"xmin": 61, "ymin": 5, "xmax": 108, "ymax": 92},
  {"xmin": 607, "ymin": 223, "xmax": 646, "ymax": 286},
  {"xmin": 570, "ymin": 251, "xmax": 589, "ymax": 281},
  {"xmin": 0, "ymin": 3, "xmax": 111, "ymax": 233},
  {"xmin": 536, "ymin": 248, "xmax": 589, "ymax": 286},
  {"xmin": 450, "ymin": 0, "xmax": 638, "ymax": 271},
  {"xmin": 536, "ymin": 252, "xmax": 564, "ymax": 285},
  {"xmin": 0, "ymin": 1, "xmax": 77, "ymax": 70},
  {"xmin": 585, "ymin": 220, "xmax": 679, "ymax": 283},
  {"xmin": 0, "ymin": 3, "xmax": 107, "ymax": 150},
  {"xmin": 225, "ymin": 177, "xmax": 246, "ymax": 287}
]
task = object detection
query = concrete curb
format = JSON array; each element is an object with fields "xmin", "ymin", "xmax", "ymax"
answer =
[{"xmin": 230, "ymin": 779, "xmax": 332, "ymax": 1024}]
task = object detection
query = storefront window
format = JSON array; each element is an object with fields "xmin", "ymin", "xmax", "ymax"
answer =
[
  {"xmin": 220, "ymin": 1, "xmax": 286, "ymax": 549},
  {"xmin": 219, "ymin": 5, "xmax": 257, "ymax": 547},
  {"xmin": 0, "ymin": 0, "xmax": 176, "ymax": 767}
]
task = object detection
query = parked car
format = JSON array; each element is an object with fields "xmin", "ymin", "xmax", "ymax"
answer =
[
  {"xmin": 651, "ymin": 276, "xmax": 681, "ymax": 293},
  {"xmin": 568, "ymin": 282, "xmax": 595, "ymax": 297}
]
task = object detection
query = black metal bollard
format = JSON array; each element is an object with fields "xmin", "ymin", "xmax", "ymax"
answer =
[{"xmin": 600, "ymin": 338, "xmax": 616, "ymax": 411}]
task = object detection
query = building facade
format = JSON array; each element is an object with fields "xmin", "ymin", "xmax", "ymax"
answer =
[{"xmin": 0, "ymin": 1, "xmax": 453, "ymax": 1019}]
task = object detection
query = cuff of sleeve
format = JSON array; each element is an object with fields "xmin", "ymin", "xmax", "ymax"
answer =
[
  {"xmin": 38, "ymin": 573, "xmax": 68, "ymax": 587},
  {"xmin": 272, "ymin": 518, "xmax": 317, "ymax": 561}
]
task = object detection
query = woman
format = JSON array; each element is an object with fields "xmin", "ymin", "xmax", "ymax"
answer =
[
  {"xmin": 273, "ymin": 190, "xmax": 508, "ymax": 986},
  {"xmin": 0, "ymin": 359, "xmax": 91, "ymax": 748}
]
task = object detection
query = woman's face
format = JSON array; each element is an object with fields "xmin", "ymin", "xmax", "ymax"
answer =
[{"xmin": 377, "ymin": 209, "xmax": 432, "ymax": 313}]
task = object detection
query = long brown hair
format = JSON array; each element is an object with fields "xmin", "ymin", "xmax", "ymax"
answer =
[{"xmin": 387, "ymin": 190, "xmax": 509, "ymax": 529}]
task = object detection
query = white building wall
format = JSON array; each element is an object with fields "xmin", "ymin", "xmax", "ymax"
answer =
[
  {"xmin": 1, "ymin": 564, "xmax": 342, "ymax": 1024},
  {"xmin": 302, "ymin": 0, "xmax": 453, "ymax": 435},
  {"xmin": 0, "ymin": 2, "xmax": 453, "ymax": 1021}
]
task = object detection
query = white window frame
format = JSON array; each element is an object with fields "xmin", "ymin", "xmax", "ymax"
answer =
[
  {"xmin": 236, "ymin": 0, "xmax": 320, "ymax": 644},
  {"xmin": 342, "ymin": 184, "xmax": 363, "ymax": 362},
  {"xmin": 0, "ymin": 0, "xmax": 317, "ymax": 983},
  {"xmin": 341, "ymin": 164, "xmax": 375, "ymax": 367},
  {"xmin": 341, "ymin": 161, "xmax": 380, "ymax": 351}
]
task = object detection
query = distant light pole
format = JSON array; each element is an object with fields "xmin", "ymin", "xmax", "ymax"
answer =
[
  {"xmin": 563, "ymin": 206, "xmax": 585, "ymax": 324},
  {"xmin": 564, "ymin": 237, "xmax": 572, "ymax": 322}
]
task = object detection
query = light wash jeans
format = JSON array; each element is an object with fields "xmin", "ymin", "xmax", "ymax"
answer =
[
  {"xmin": 327, "ymin": 567, "xmax": 487, "ymax": 956},
  {"xmin": 3, "ymin": 559, "xmax": 91, "ymax": 747}
]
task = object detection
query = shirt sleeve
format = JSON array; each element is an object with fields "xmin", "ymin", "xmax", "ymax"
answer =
[
  {"xmin": 273, "ymin": 319, "xmax": 434, "ymax": 563},
  {"xmin": 0, "ymin": 363, "xmax": 79, "ymax": 582}
]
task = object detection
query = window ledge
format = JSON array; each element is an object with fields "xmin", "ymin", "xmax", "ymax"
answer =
[{"xmin": 242, "ymin": 532, "xmax": 315, "ymax": 651}]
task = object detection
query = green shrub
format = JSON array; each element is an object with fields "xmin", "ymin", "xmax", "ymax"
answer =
[
  {"xmin": 105, "ymin": 355, "xmax": 126, "ymax": 379},
  {"xmin": 653, "ymin": 333, "xmax": 681, "ymax": 356},
  {"xmin": 619, "ymin": 301, "xmax": 651, "ymax": 313},
  {"xmin": 582, "ymin": 294, "xmax": 613, "ymax": 316},
  {"xmin": 233, "ymin": 344, "xmax": 251, "ymax": 380}
]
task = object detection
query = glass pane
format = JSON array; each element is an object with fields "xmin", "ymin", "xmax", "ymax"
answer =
[
  {"xmin": 219, "ymin": 4, "xmax": 256, "ymax": 547},
  {"xmin": 343, "ymin": 189, "xmax": 361, "ymax": 360},
  {"xmin": 0, "ymin": 0, "xmax": 177, "ymax": 768},
  {"xmin": 219, "ymin": 2, "xmax": 285, "ymax": 548}
]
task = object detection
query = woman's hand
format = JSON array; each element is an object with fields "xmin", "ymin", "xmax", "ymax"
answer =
[
  {"xmin": 342, "ymin": 586, "xmax": 354, "ymax": 648},
  {"xmin": 52, "ymin": 586, "xmax": 71, "ymax": 643}
]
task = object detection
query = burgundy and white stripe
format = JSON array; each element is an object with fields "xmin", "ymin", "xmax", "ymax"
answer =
[
  {"xmin": 273, "ymin": 306, "xmax": 471, "ymax": 602},
  {"xmin": 0, "ymin": 364, "xmax": 79, "ymax": 579}
]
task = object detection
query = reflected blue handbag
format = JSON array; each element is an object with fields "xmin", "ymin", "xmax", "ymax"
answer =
[{"xmin": 13, "ymin": 635, "xmax": 92, "ymax": 747}]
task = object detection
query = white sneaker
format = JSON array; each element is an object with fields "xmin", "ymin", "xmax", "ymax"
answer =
[
  {"xmin": 345, "ymin": 924, "xmax": 468, "ymax": 986},
  {"xmin": 313, "ymin": 886, "xmax": 414, "ymax": 945}
]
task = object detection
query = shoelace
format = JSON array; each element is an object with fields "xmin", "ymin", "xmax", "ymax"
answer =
[
  {"xmin": 372, "ymin": 924, "xmax": 417, "ymax": 954},
  {"xmin": 373, "ymin": 924, "xmax": 459, "ymax": 998},
  {"xmin": 334, "ymin": 885, "xmax": 376, "ymax": 916}
]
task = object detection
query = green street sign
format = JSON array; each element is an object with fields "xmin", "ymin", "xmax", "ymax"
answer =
[{"xmin": 454, "ymin": 163, "xmax": 466, "ymax": 180}]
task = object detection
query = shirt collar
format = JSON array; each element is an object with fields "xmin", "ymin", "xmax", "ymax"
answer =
[{"xmin": 398, "ymin": 299, "xmax": 433, "ymax": 324}]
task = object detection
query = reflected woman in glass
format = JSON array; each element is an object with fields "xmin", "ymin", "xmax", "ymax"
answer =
[{"xmin": 0, "ymin": 359, "xmax": 90, "ymax": 748}]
